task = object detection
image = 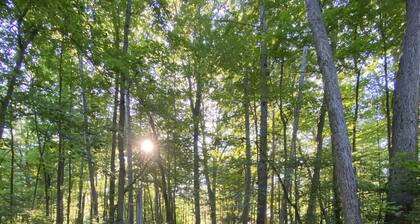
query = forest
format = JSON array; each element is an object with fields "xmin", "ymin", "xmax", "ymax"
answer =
[{"xmin": 0, "ymin": 0, "xmax": 419, "ymax": 223}]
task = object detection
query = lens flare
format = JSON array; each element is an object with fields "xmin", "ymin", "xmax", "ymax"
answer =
[{"xmin": 140, "ymin": 139, "xmax": 154, "ymax": 153}]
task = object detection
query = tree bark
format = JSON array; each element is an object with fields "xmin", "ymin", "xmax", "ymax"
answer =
[
  {"xmin": 109, "ymin": 2, "xmax": 121, "ymax": 222},
  {"xmin": 171, "ymin": 88, "xmax": 178, "ymax": 224},
  {"xmin": 81, "ymin": 193, "xmax": 86, "ymax": 221},
  {"xmin": 45, "ymin": 162, "xmax": 50, "ymax": 216},
  {"xmin": 294, "ymin": 146, "xmax": 300, "ymax": 224},
  {"xmin": 136, "ymin": 186, "xmax": 143, "ymax": 224},
  {"xmin": 66, "ymin": 157, "xmax": 72, "ymax": 224},
  {"xmin": 332, "ymin": 161, "xmax": 342, "ymax": 224},
  {"xmin": 269, "ymin": 106, "xmax": 276, "ymax": 224},
  {"xmin": 103, "ymin": 171, "xmax": 108, "ymax": 221},
  {"xmin": 187, "ymin": 76, "xmax": 202, "ymax": 224},
  {"xmin": 146, "ymin": 182, "xmax": 155, "ymax": 222},
  {"xmin": 33, "ymin": 112, "xmax": 50, "ymax": 217},
  {"xmin": 200, "ymin": 104, "xmax": 217, "ymax": 224},
  {"xmin": 126, "ymin": 87, "xmax": 134, "ymax": 224},
  {"xmin": 78, "ymin": 53, "xmax": 99, "ymax": 222},
  {"xmin": 379, "ymin": 1, "xmax": 392, "ymax": 156},
  {"xmin": 9, "ymin": 118, "xmax": 15, "ymax": 208},
  {"xmin": 352, "ymin": 58, "xmax": 361, "ymax": 153},
  {"xmin": 383, "ymin": 50, "xmax": 392, "ymax": 156},
  {"xmin": 56, "ymin": 46, "xmax": 65, "ymax": 224},
  {"xmin": 278, "ymin": 60, "xmax": 289, "ymax": 224},
  {"xmin": 153, "ymin": 173, "xmax": 162, "ymax": 224},
  {"xmin": 76, "ymin": 160, "xmax": 84, "ymax": 224},
  {"xmin": 304, "ymin": 0, "xmax": 361, "ymax": 223},
  {"xmin": 386, "ymin": 1, "xmax": 420, "ymax": 222},
  {"xmin": 32, "ymin": 156, "xmax": 41, "ymax": 209},
  {"xmin": 116, "ymin": 0, "xmax": 132, "ymax": 222},
  {"xmin": 241, "ymin": 72, "xmax": 252, "ymax": 224},
  {"xmin": 283, "ymin": 47, "xmax": 307, "ymax": 224},
  {"xmin": 256, "ymin": 0, "xmax": 269, "ymax": 223},
  {"xmin": 108, "ymin": 76, "xmax": 119, "ymax": 223},
  {"xmin": 306, "ymin": 97, "xmax": 326, "ymax": 224},
  {"xmin": 116, "ymin": 73, "xmax": 126, "ymax": 224},
  {"xmin": 31, "ymin": 111, "xmax": 41, "ymax": 208}
]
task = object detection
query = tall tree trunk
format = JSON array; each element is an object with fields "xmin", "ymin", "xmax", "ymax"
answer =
[
  {"xmin": 269, "ymin": 106, "xmax": 276, "ymax": 224},
  {"xmin": 283, "ymin": 46, "xmax": 307, "ymax": 224},
  {"xmin": 116, "ymin": 71, "xmax": 126, "ymax": 224},
  {"xmin": 146, "ymin": 182, "xmax": 155, "ymax": 222},
  {"xmin": 166, "ymin": 164, "xmax": 174, "ymax": 224},
  {"xmin": 352, "ymin": 58, "xmax": 361, "ymax": 153},
  {"xmin": 136, "ymin": 186, "xmax": 143, "ymax": 224},
  {"xmin": 76, "ymin": 160, "xmax": 84, "ymax": 224},
  {"xmin": 116, "ymin": 0, "xmax": 132, "ymax": 222},
  {"xmin": 253, "ymin": 101, "xmax": 260, "ymax": 152},
  {"xmin": 202, "ymin": 154, "xmax": 216, "ymax": 224},
  {"xmin": 78, "ymin": 53, "xmax": 99, "ymax": 222},
  {"xmin": 171, "ymin": 88, "xmax": 178, "ymax": 224},
  {"xmin": 66, "ymin": 157, "xmax": 72, "ymax": 224},
  {"xmin": 256, "ymin": 0, "xmax": 269, "ymax": 223},
  {"xmin": 278, "ymin": 60, "xmax": 289, "ymax": 224},
  {"xmin": 44, "ymin": 174, "xmax": 50, "ymax": 217},
  {"xmin": 294, "ymin": 149, "xmax": 300, "ymax": 224},
  {"xmin": 375, "ymin": 111, "xmax": 385, "ymax": 224},
  {"xmin": 153, "ymin": 173, "xmax": 162, "ymax": 224},
  {"xmin": 193, "ymin": 88, "xmax": 201, "ymax": 224},
  {"xmin": 109, "ymin": 2, "xmax": 121, "ymax": 222},
  {"xmin": 241, "ymin": 72, "xmax": 252, "ymax": 224},
  {"xmin": 332, "ymin": 162, "xmax": 342, "ymax": 224},
  {"xmin": 172, "ymin": 155, "xmax": 177, "ymax": 224},
  {"xmin": 187, "ymin": 76, "xmax": 202, "ymax": 224},
  {"xmin": 126, "ymin": 88, "xmax": 134, "ymax": 224},
  {"xmin": 32, "ymin": 111, "xmax": 43, "ymax": 210},
  {"xmin": 306, "ymin": 97, "xmax": 326, "ymax": 224},
  {"xmin": 9, "ymin": 118, "xmax": 14, "ymax": 208},
  {"xmin": 379, "ymin": 1, "xmax": 392, "ymax": 156},
  {"xmin": 103, "ymin": 172, "xmax": 108, "ymax": 221},
  {"xmin": 32, "ymin": 159, "xmax": 41, "ymax": 209},
  {"xmin": 383, "ymin": 51, "xmax": 391, "ymax": 155},
  {"xmin": 386, "ymin": 1, "xmax": 420, "ymax": 222},
  {"xmin": 81, "ymin": 193, "xmax": 86, "ymax": 221},
  {"xmin": 148, "ymin": 113, "xmax": 173, "ymax": 224},
  {"xmin": 304, "ymin": 1, "xmax": 361, "ymax": 223},
  {"xmin": 0, "ymin": 6, "xmax": 37, "ymax": 139},
  {"xmin": 277, "ymin": 178, "xmax": 283, "ymax": 223},
  {"xmin": 33, "ymin": 112, "xmax": 50, "ymax": 217},
  {"xmin": 212, "ymin": 155, "xmax": 217, "ymax": 221},
  {"xmin": 200, "ymin": 104, "xmax": 217, "ymax": 224},
  {"xmin": 56, "ymin": 46, "xmax": 65, "ymax": 224},
  {"xmin": 109, "ymin": 76, "xmax": 119, "ymax": 223},
  {"xmin": 44, "ymin": 172, "xmax": 54, "ymax": 217}
]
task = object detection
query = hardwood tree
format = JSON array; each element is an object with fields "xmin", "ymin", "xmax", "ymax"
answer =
[
  {"xmin": 386, "ymin": 0, "xmax": 420, "ymax": 222},
  {"xmin": 304, "ymin": 0, "xmax": 362, "ymax": 223}
]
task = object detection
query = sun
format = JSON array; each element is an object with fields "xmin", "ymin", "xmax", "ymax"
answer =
[{"xmin": 140, "ymin": 139, "xmax": 154, "ymax": 153}]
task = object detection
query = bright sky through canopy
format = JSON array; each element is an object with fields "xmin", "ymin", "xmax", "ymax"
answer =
[{"xmin": 140, "ymin": 139, "xmax": 154, "ymax": 153}]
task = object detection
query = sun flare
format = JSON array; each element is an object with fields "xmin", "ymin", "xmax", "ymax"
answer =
[{"xmin": 140, "ymin": 139, "xmax": 154, "ymax": 153}]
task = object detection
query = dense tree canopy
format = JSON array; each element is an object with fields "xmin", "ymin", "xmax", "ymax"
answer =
[{"xmin": 0, "ymin": 0, "xmax": 419, "ymax": 223}]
